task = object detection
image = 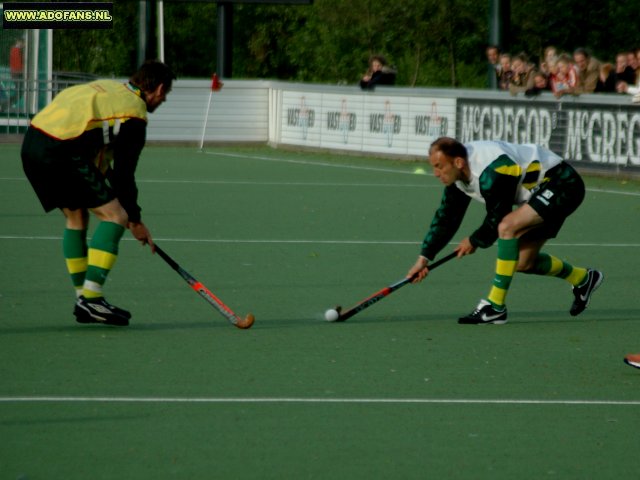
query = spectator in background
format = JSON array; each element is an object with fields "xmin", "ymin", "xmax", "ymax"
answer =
[
  {"xmin": 544, "ymin": 56, "xmax": 559, "ymax": 83},
  {"xmin": 616, "ymin": 70, "xmax": 640, "ymax": 102},
  {"xmin": 605, "ymin": 50, "xmax": 640, "ymax": 99},
  {"xmin": 486, "ymin": 44, "xmax": 501, "ymax": 89},
  {"xmin": 525, "ymin": 71, "xmax": 551, "ymax": 96},
  {"xmin": 614, "ymin": 52, "xmax": 635, "ymax": 85},
  {"xmin": 9, "ymin": 38, "xmax": 25, "ymax": 106},
  {"xmin": 540, "ymin": 46, "xmax": 558, "ymax": 77},
  {"xmin": 498, "ymin": 53, "xmax": 513, "ymax": 90},
  {"xmin": 594, "ymin": 63, "xmax": 616, "ymax": 93},
  {"xmin": 573, "ymin": 47, "xmax": 601, "ymax": 94},
  {"xmin": 360, "ymin": 55, "xmax": 396, "ymax": 90},
  {"xmin": 627, "ymin": 50, "xmax": 639, "ymax": 79},
  {"xmin": 616, "ymin": 50, "xmax": 640, "ymax": 100},
  {"xmin": 10, "ymin": 38, "xmax": 24, "ymax": 80},
  {"xmin": 550, "ymin": 53, "xmax": 578, "ymax": 97},
  {"xmin": 486, "ymin": 45, "xmax": 500, "ymax": 69},
  {"xmin": 508, "ymin": 53, "xmax": 535, "ymax": 95}
]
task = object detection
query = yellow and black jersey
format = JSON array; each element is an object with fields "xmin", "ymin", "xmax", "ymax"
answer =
[
  {"xmin": 27, "ymin": 80, "xmax": 148, "ymax": 222},
  {"xmin": 31, "ymin": 80, "xmax": 147, "ymax": 142}
]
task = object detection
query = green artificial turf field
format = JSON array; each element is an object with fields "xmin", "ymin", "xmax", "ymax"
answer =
[{"xmin": 1, "ymin": 143, "xmax": 639, "ymax": 479}]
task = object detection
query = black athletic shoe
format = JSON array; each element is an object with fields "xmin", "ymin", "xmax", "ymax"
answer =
[
  {"xmin": 74, "ymin": 296, "xmax": 131, "ymax": 326},
  {"xmin": 458, "ymin": 300, "xmax": 508, "ymax": 325},
  {"xmin": 570, "ymin": 269, "xmax": 604, "ymax": 316}
]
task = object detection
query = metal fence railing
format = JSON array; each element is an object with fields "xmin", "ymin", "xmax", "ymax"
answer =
[{"xmin": 0, "ymin": 71, "xmax": 98, "ymax": 134}]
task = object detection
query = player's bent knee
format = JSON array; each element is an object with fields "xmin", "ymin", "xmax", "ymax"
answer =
[
  {"xmin": 497, "ymin": 219, "xmax": 517, "ymax": 239},
  {"xmin": 91, "ymin": 200, "xmax": 129, "ymax": 226},
  {"xmin": 62, "ymin": 208, "xmax": 90, "ymax": 229},
  {"xmin": 516, "ymin": 260, "xmax": 536, "ymax": 272}
]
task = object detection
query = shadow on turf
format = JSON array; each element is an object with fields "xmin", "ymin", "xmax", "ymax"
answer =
[
  {"xmin": 0, "ymin": 320, "xmax": 229, "ymax": 335},
  {"xmin": 312, "ymin": 307, "xmax": 638, "ymax": 326},
  {"xmin": 2, "ymin": 307, "xmax": 633, "ymax": 334}
]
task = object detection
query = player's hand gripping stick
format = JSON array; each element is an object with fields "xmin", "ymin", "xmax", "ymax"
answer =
[{"xmin": 326, "ymin": 251, "xmax": 457, "ymax": 323}]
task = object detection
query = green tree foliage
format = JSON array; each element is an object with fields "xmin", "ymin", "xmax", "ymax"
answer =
[
  {"xmin": 52, "ymin": 2, "xmax": 138, "ymax": 76},
  {"xmin": 49, "ymin": 0, "xmax": 640, "ymax": 88},
  {"xmin": 163, "ymin": 2, "xmax": 217, "ymax": 77}
]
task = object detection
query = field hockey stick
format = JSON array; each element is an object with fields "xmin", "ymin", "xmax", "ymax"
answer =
[
  {"xmin": 332, "ymin": 251, "xmax": 458, "ymax": 322},
  {"xmin": 155, "ymin": 244, "xmax": 254, "ymax": 329}
]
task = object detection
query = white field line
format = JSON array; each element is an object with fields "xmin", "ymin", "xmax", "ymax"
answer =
[
  {"xmin": 1, "ymin": 235, "xmax": 639, "ymax": 248},
  {"xmin": 587, "ymin": 187, "xmax": 640, "ymax": 197},
  {"xmin": 203, "ymin": 150, "xmax": 426, "ymax": 176},
  {"xmin": 0, "ymin": 395, "xmax": 639, "ymax": 406},
  {"xmin": 2, "ymin": 174, "xmax": 639, "ymax": 197},
  {"xmin": 202, "ymin": 151, "xmax": 640, "ymax": 197}
]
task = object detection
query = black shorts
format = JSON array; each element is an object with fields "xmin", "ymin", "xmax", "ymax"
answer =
[
  {"xmin": 523, "ymin": 162, "xmax": 585, "ymax": 240},
  {"xmin": 21, "ymin": 127, "xmax": 115, "ymax": 212}
]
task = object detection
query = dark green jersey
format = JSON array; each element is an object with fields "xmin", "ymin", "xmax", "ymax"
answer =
[{"xmin": 421, "ymin": 141, "xmax": 563, "ymax": 260}]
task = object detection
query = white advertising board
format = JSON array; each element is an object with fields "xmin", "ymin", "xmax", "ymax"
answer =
[{"xmin": 280, "ymin": 90, "xmax": 456, "ymax": 156}]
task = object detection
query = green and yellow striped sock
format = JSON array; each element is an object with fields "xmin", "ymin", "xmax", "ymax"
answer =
[
  {"xmin": 487, "ymin": 238, "xmax": 519, "ymax": 309},
  {"xmin": 63, "ymin": 228, "xmax": 88, "ymax": 298},
  {"xmin": 528, "ymin": 252, "xmax": 588, "ymax": 286},
  {"xmin": 83, "ymin": 221, "xmax": 125, "ymax": 299}
]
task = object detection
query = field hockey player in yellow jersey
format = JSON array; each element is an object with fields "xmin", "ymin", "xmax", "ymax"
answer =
[{"xmin": 21, "ymin": 60, "xmax": 175, "ymax": 326}]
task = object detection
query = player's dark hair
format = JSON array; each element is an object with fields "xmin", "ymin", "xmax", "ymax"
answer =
[
  {"xmin": 129, "ymin": 60, "xmax": 176, "ymax": 93},
  {"xmin": 430, "ymin": 137, "xmax": 468, "ymax": 160}
]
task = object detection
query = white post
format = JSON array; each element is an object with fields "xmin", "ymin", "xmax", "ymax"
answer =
[
  {"xmin": 157, "ymin": 0, "xmax": 164, "ymax": 61},
  {"xmin": 199, "ymin": 90, "xmax": 214, "ymax": 151}
]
